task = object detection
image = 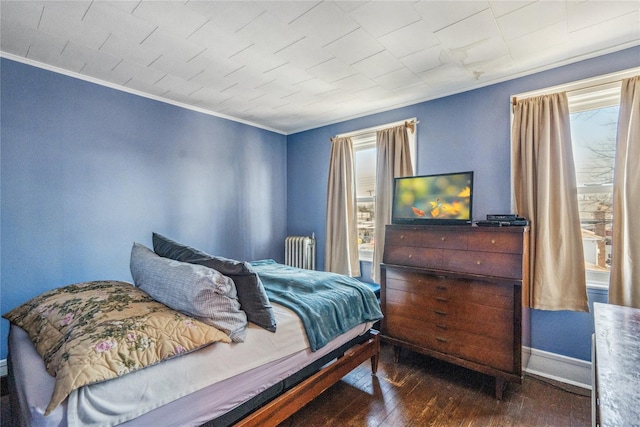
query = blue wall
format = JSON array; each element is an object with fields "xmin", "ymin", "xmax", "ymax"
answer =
[
  {"xmin": 0, "ymin": 58, "xmax": 288, "ymax": 360},
  {"xmin": 1, "ymin": 47, "xmax": 638, "ymax": 363},
  {"xmin": 287, "ymin": 46, "xmax": 639, "ymax": 361}
]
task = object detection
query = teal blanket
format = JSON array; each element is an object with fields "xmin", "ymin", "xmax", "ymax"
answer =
[{"xmin": 250, "ymin": 260, "xmax": 383, "ymax": 351}]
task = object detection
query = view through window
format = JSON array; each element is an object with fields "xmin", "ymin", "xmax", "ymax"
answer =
[
  {"xmin": 354, "ymin": 134, "xmax": 376, "ymax": 262},
  {"xmin": 570, "ymin": 104, "xmax": 618, "ymax": 285}
]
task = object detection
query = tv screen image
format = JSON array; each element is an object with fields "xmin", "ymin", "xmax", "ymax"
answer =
[{"xmin": 392, "ymin": 171, "xmax": 474, "ymax": 225}]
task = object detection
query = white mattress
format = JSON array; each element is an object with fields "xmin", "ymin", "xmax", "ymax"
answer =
[{"xmin": 9, "ymin": 302, "xmax": 373, "ymax": 427}]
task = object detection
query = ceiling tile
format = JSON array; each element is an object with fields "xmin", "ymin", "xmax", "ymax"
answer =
[
  {"xmin": 414, "ymin": 1, "xmax": 490, "ymax": 32},
  {"xmin": 2, "ymin": 0, "xmax": 639, "ymax": 134},
  {"xmin": 349, "ymin": 1, "xmax": 422, "ymax": 38},
  {"xmin": 113, "ymin": 59, "xmax": 167, "ymax": 86},
  {"xmin": 307, "ymin": 58, "xmax": 357, "ymax": 83},
  {"xmin": 0, "ymin": 21, "xmax": 38, "ymax": 57},
  {"xmin": 263, "ymin": 1, "xmax": 321, "ymax": 24},
  {"xmin": 83, "ymin": 1, "xmax": 156, "ymax": 44},
  {"xmin": 185, "ymin": 1, "xmax": 267, "ymax": 33},
  {"xmin": 1, "ymin": 1, "xmax": 43, "ymax": 30},
  {"xmin": 273, "ymin": 37, "xmax": 334, "ymax": 70},
  {"xmin": 351, "ymin": 51, "xmax": 404, "ymax": 79},
  {"xmin": 507, "ymin": 21, "xmax": 568, "ymax": 63},
  {"xmin": 419, "ymin": 63, "xmax": 472, "ymax": 87},
  {"xmin": 99, "ymin": 33, "xmax": 161, "ymax": 68},
  {"xmin": 235, "ymin": 10, "xmax": 305, "ymax": 54},
  {"xmin": 374, "ymin": 68, "xmax": 423, "ymax": 90},
  {"xmin": 141, "ymin": 27, "xmax": 206, "ymax": 63},
  {"xmin": 331, "ymin": 73, "xmax": 377, "ymax": 93},
  {"xmin": 567, "ymin": 1, "xmax": 640, "ymax": 33},
  {"xmin": 435, "ymin": 9, "xmax": 502, "ymax": 49},
  {"xmin": 187, "ymin": 21, "xmax": 254, "ymax": 58},
  {"xmin": 489, "ymin": 1, "xmax": 535, "ymax": 18},
  {"xmin": 323, "ymin": 28, "xmax": 385, "ymax": 65},
  {"xmin": 62, "ymin": 41, "xmax": 121, "ymax": 74},
  {"xmin": 378, "ymin": 21, "xmax": 440, "ymax": 59},
  {"xmin": 132, "ymin": 1, "xmax": 209, "ymax": 39},
  {"xmin": 400, "ymin": 46, "xmax": 452, "ymax": 73},
  {"xmin": 567, "ymin": 10, "xmax": 640, "ymax": 55},
  {"xmin": 289, "ymin": 1, "xmax": 359, "ymax": 46},
  {"xmin": 496, "ymin": 1, "xmax": 566, "ymax": 41}
]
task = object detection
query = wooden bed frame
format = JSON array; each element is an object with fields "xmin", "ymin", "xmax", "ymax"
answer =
[{"xmin": 233, "ymin": 330, "xmax": 379, "ymax": 427}]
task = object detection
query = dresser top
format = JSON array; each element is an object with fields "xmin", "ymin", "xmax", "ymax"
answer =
[
  {"xmin": 386, "ymin": 224, "xmax": 529, "ymax": 234},
  {"xmin": 594, "ymin": 302, "xmax": 640, "ymax": 427}
]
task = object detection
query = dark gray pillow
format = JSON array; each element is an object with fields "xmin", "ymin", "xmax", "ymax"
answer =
[
  {"xmin": 130, "ymin": 242, "xmax": 247, "ymax": 342},
  {"xmin": 152, "ymin": 233, "xmax": 277, "ymax": 332}
]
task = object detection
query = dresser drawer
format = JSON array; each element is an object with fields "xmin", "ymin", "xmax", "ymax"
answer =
[
  {"xmin": 443, "ymin": 249, "xmax": 523, "ymax": 279},
  {"xmin": 385, "ymin": 227, "xmax": 424, "ymax": 247},
  {"xmin": 422, "ymin": 229, "xmax": 467, "ymax": 249},
  {"xmin": 385, "ymin": 287, "xmax": 513, "ymax": 341},
  {"xmin": 384, "ymin": 316, "xmax": 515, "ymax": 372},
  {"xmin": 383, "ymin": 246, "xmax": 442, "ymax": 269},
  {"xmin": 468, "ymin": 231, "xmax": 523, "ymax": 254}
]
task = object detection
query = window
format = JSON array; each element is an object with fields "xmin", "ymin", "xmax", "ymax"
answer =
[
  {"xmin": 341, "ymin": 120, "xmax": 417, "ymax": 262},
  {"xmin": 353, "ymin": 133, "xmax": 376, "ymax": 261},
  {"xmin": 513, "ymin": 67, "xmax": 639, "ymax": 287},
  {"xmin": 569, "ymin": 93, "xmax": 619, "ymax": 286}
]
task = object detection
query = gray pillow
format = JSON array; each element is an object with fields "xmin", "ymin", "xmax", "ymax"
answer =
[
  {"xmin": 129, "ymin": 242, "xmax": 247, "ymax": 342},
  {"xmin": 152, "ymin": 233, "xmax": 277, "ymax": 332}
]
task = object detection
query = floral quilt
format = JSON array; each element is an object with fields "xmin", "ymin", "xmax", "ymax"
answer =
[{"xmin": 3, "ymin": 280, "xmax": 231, "ymax": 415}]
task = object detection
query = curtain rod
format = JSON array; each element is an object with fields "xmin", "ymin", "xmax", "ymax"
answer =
[{"xmin": 331, "ymin": 119, "xmax": 419, "ymax": 142}]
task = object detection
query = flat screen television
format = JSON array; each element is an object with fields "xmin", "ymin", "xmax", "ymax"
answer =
[{"xmin": 392, "ymin": 171, "xmax": 474, "ymax": 225}]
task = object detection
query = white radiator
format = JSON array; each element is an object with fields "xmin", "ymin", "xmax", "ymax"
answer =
[{"xmin": 285, "ymin": 234, "xmax": 316, "ymax": 270}]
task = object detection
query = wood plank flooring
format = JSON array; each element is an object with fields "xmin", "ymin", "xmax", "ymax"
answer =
[{"xmin": 282, "ymin": 343, "xmax": 591, "ymax": 427}]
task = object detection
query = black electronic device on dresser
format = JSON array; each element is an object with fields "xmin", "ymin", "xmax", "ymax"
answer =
[{"xmin": 379, "ymin": 224, "xmax": 530, "ymax": 400}]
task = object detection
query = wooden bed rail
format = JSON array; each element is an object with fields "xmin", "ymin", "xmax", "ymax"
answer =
[{"xmin": 234, "ymin": 330, "xmax": 380, "ymax": 427}]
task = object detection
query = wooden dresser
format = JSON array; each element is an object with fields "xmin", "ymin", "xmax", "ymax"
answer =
[{"xmin": 380, "ymin": 224, "xmax": 529, "ymax": 399}]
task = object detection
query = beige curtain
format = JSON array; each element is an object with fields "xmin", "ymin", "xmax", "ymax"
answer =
[
  {"xmin": 372, "ymin": 125, "xmax": 414, "ymax": 282},
  {"xmin": 609, "ymin": 75, "xmax": 640, "ymax": 308},
  {"xmin": 512, "ymin": 92, "xmax": 589, "ymax": 312},
  {"xmin": 325, "ymin": 137, "xmax": 361, "ymax": 276}
]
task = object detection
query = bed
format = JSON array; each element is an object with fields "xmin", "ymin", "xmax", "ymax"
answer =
[{"xmin": 4, "ymin": 234, "xmax": 382, "ymax": 426}]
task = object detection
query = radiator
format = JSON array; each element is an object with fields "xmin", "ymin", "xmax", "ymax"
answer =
[{"xmin": 285, "ymin": 234, "xmax": 316, "ymax": 270}]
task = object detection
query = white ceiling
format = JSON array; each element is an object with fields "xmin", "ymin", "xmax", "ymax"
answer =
[{"xmin": 2, "ymin": 1, "xmax": 639, "ymax": 134}]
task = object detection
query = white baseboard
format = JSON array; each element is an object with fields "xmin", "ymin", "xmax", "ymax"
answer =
[
  {"xmin": 1, "ymin": 359, "xmax": 6, "ymax": 377},
  {"xmin": 523, "ymin": 347, "xmax": 592, "ymax": 390}
]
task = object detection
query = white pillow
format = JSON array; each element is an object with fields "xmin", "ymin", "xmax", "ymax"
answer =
[{"xmin": 130, "ymin": 242, "xmax": 247, "ymax": 342}]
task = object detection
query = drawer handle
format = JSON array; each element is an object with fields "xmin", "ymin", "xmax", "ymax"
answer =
[
  {"xmin": 436, "ymin": 337, "xmax": 448, "ymax": 343},
  {"xmin": 491, "ymin": 239, "xmax": 496, "ymax": 244},
  {"xmin": 476, "ymin": 260, "xmax": 482, "ymax": 265},
  {"xmin": 441, "ymin": 236, "xmax": 446, "ymax": 241},
  {"xmin": 435, "ymin": 297, "xmax": 448, "ymax": 302},
  {"xmin": 400, "ymin": 235, "xmax": 405, "ymax": 240},
  {"xmin": 408, "ymin": 254, "xmax": 413, "ymax": 259},
  {"xmin": 436, "ymin": 285, "xmax": 448, "ymax": 291},
  {"xmin": 434, "ymin": 310, "xmax": 447, "ymax": 316},
  {"xmin": 436, "ymin": 324, "xmax": 447, "ymax": 330}
]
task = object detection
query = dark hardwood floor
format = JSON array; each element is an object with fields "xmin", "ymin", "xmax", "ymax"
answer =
[
  {"xmin": 0, "ymin": 343, "xmax": 591, "ymax": 426},
  {"xmin": 282, "ymin": 343, "xmax": 591, "ymax": 427}
]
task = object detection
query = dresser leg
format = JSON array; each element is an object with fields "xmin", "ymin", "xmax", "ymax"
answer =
[
  {"xmin": 393, "ymin": 345, "xmax": 401, "ymax": 363},
  {"xmin": 495, "ymin": 377, "xmax": 505, "ymax": 400}
]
